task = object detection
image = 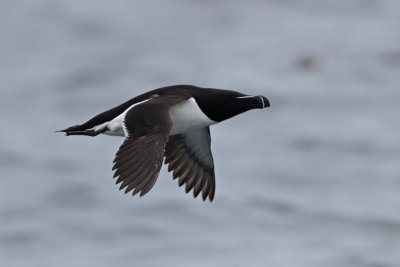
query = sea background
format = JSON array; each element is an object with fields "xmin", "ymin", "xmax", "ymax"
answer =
[{"xmin": 1, "ymin": 1, "xmax": 400, "ymax": 266}]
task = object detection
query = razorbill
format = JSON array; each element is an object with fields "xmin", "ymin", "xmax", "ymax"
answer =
[{"xmin": 57, "ymin": 85, "xmax": 270, "ymax": 201}]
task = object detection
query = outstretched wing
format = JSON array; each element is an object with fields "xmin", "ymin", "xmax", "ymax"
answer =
[
  {"xmin": 164, "ymin": 127, "xmax": 215, "ymax": 201},
  {"xmin": 112, "ymin": 95, "xmax": 187, "ymax": 197}
]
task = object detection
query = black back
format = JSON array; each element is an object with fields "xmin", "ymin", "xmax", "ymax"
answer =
[
  {"xmin": 66, "ymin": 85, "xmax": 264, "ymax": 132},
  {"xmin": 63, "ymin": 85, "xmax": 183, "ymax": 132}
]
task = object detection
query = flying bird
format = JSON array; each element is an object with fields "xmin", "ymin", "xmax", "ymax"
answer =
[{"xmin": 58, "ymin": 85, "xmax": 270, "ymax": 201}]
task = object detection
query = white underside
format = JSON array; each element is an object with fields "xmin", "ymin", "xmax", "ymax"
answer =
[
  {"xmin": 169, "ymin": 98, "xmax": 216, "ymax": 135},
  {"xmin": 92, "ymin": 99, "xmax": 150, "ymax": 136},
  {"xmin": 94, "ymin": 97, "xmax": 216, "ymax": 137}
]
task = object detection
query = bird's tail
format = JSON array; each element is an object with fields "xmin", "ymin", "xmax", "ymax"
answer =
[{"xmin": 55, "ymin": 125, "xmax": 104, "ymax": 137}]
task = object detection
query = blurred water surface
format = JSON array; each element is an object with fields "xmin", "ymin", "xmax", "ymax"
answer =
[{"xmin": 1, "ymin": 1, "xmax": 400, "ymax": 266}]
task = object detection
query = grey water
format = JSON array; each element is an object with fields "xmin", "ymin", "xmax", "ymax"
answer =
[{"xmin": 1, "ymin": 1, "xmax": 400, "ymax": 266}]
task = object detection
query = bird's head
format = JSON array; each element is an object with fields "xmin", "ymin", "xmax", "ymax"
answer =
[{"xmin": 193, "ymin": 88, "xmax": 270, "ymax": 122}]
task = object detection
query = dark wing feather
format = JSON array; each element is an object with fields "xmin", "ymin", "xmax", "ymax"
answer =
[
  {"xmin": 164, "ymin": 127, "xmax": 215, "ymax": 201},
  {"xmin": 113, "ymin": 95, "xmax": 187, "ymax": 197}
]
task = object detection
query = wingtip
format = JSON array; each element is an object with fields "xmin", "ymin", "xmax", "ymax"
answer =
[
  {"xmin": 198, "ymin": 193, "xmax": 213, "ymax": 202},
  {"xmin": 201, "ymin": 193, "xmax": 214, "ymax": 202}
]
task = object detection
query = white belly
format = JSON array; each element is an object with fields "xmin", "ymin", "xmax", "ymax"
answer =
[
  {"xmin": 99, "ymin": 99, "xmax": 150, "ymax": 137},
  {"xmin": 169, "ymin": 98, "xmax": 216, "ymax": 135},
  {"xmin": 99, "ymin": 97, "xmax": 216, "ymax": 137}
]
